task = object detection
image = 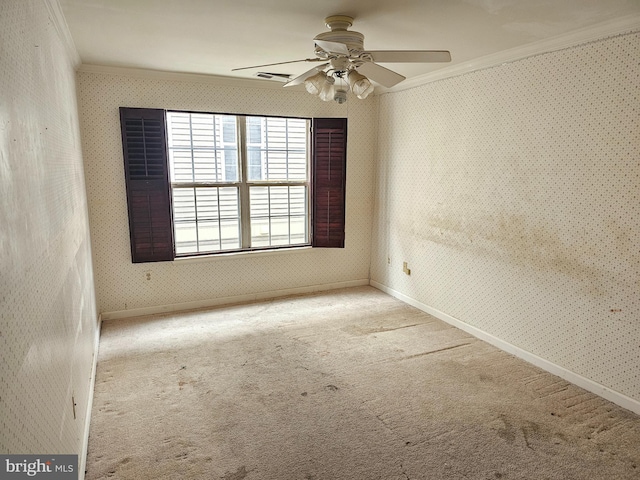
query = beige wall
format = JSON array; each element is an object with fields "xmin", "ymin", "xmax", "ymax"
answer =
[
  {"xmin": 77, "ymin": 69, "xmax": 377, "ymax": 316},
  {"xmin": 0, "ymin": 0, "xmax": 98, "ymax": 457},
  {"xmin": 371, "ymin": 31, "xmax": 640, "ymax": 402},
  {"xmin": 1, "ymin": 0, "xmax": 637, "ymax": 464}
]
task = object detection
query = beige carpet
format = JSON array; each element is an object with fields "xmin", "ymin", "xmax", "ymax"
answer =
[{"xmin": 86, "ymin": 286, "xmax": 640, "ymax": 479}]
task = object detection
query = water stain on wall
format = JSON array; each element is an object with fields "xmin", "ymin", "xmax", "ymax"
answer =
[{"xmin": 404, "ymin": 209, "xmax": 637, "ymax": 299}]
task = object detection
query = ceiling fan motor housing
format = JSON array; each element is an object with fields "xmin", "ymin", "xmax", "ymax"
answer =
[{"xmin": 314, "ymin": 15, "xmax": 364, "ymax": 58}]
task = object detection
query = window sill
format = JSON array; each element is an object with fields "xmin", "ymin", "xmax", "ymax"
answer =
[{"xmin": 173, "ymin": 245, "xmax": 313, "ymax": 265}]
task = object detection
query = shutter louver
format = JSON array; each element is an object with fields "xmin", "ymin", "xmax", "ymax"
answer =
[
  {"xmin": 312, "ymin": 118, "xmax": 347, "ymax": 248},
  {"xmin": 120, "ymin": 107, "xmax": 174, "ymax": 263}
]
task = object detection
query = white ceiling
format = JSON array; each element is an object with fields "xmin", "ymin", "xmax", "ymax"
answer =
[{"xmin": 59, "ymin": 0, "xmax": 640, "ymax": 86}]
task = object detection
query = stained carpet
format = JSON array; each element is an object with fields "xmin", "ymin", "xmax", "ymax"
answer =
[{"xmin": 85, "ymin": 286, "xmax": 640, "ymax": 479}]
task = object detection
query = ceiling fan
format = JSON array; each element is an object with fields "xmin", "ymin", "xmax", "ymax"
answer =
[{"xmin": 232, "ymin": 15, "xmax": 451, "ymax": 103}]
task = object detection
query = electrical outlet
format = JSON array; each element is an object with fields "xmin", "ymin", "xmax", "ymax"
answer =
[{"xmin": 403, "ymin": 262, "xmax": 411, "ymax": 275}]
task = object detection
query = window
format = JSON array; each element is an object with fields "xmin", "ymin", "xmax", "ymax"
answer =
[
  {"xmin": 166, "ymin": 112, "xmax": 310, "ymax": 255},
  {"xmin": 119, "ymin": 108, "xmax": 346, "ymax": 263}
]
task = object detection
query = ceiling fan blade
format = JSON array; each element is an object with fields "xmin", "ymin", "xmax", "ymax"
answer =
[
  {"xmin": 314, "ymin": 39, "xmax": 350, "ymax": 56},
  {"xmin": 232, "ymin": 58, "xmax": 324, "ymax": 72},
  {"xmin": 283, "ymin": 64, "xmax": 329, "ymax": 87},
  {"xmin": 357, "ymin": 62, "xmax": 406, "ymax": 88},
  {"xmin": 366, "ymin": 50, "xmax": 452, "ymax": 63}
]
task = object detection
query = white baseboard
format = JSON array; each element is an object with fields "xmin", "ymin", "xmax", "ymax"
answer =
[
  {"xmin": 101, "ymin": 279, "xmax": 370, "ymax": 321},
  {"xmin": 370, "ymin": 280, "xmax": 640, "ymax": 416},
  {"xmin": 79, "ymin": 314, "xmax": 102, "ymax": 480}
]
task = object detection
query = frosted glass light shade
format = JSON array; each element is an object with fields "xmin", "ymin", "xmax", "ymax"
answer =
[
  {"xmin": 318, "ymin": 76, "xmax": 336, "ymax": 102},
  {"xmin": 304, "ymin": 71, "xmax": 327, "ymax": 95},
  {"xmin": 348, "ymin": 70, "xmax": 374, "ymax": 99}
]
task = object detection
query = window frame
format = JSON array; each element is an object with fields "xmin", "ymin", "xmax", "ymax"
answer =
[
  {"xmin": 119, "ymin": 107, "xmax": 346, "ymax": 263},
  {"xmin": 167, "ymin": 111, "xmax": 312, "ymax": 256}
]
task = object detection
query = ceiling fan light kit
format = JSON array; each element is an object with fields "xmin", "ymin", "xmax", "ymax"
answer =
[{"xmin": 233, "ymin": 15, "xmax": 451, "ymax": 104}]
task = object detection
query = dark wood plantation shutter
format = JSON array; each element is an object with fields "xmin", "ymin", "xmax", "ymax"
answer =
[
  {"xmin": 312, "ymin": 118, "xmax": 347, "ymax": 248},
  {"xmin": 120, "ymin": 107, "xmax": 174, "ymax": 263}
]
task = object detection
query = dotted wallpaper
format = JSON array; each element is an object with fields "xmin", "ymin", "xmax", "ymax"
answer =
[
  {"xmin": 0, "ymin": 0, "xmax": 98, "ymax": 455},
  {"xmin": 76, "ymin": 69, "xmax": 377, "ymax": 314},
  {"xmin": 371, "ymin": 31, "xmax": 640, "ymax": 400}
]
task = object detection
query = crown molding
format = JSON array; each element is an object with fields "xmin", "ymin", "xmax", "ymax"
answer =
[
  {"xmin": 76, "ymin": 64, "xmax": 293, "ymax": 90},
  {"xmin": 386, "ymin": 14, "xmax": 640, "ymax": 93},
  {"xmin": 44, "ymin": 0, "xmax": 81, "ymax": 67}
]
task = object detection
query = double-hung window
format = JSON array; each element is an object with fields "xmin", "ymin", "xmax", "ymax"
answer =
[
  {"xmin": 167, "ymin": 112, "xmax": 310, "ymax": 255},
  {"xmin": 119, "ymin": 108, "xmax": 346, "ymax": 263}
]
